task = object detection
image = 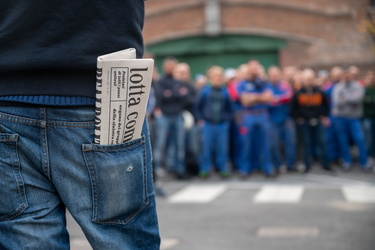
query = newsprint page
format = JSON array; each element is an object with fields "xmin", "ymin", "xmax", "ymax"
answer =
[{"xmin": 94, "ymin": 48, "xmax": 153, "ymax": 145}]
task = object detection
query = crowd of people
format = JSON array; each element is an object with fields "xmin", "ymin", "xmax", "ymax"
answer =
[{"xmin": 147, "ymin": 57, "xmax": 375, "ymax": 181}]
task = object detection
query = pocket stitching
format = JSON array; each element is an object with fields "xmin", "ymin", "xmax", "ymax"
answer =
[
  {"xmin": 0, "ymin": 137, "xmax": 29, "ymax": 221},
  {"xmin": 83, "ymin": 136, "xmax": 149, "ymax": 225},
  {"xmin": 83, "ymin": 137, "xmax": 144, "ymax": 152},
  {"xmin": 82, "ymin": 147, "xmax": 99, "ymax": 223},
  {"xmin": 93, "ymin": 141, "xmax": 149, "ymax": 224}
]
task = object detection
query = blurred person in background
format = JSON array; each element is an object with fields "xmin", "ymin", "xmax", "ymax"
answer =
[
  {"xmin": 268, "ymin": 66, "xmax": 297, "ymax": 173},
  {"xmin": 258, "ymin": 64, "xmax": 267, "ymax": 80},
  {"xmin": 322, "ymin": 66, "xmax": 344, "ymax": 165},
  {"xmin": 283, "ymin": 66, "xmax": 301, "ymax": 91},
  {"xmin": 147, "ymin": 67, "xmax": 159, "ymax": 142},
  {"xmin": 228, "ymin": 64, "xmax": 249, "ymax": 170},
  {"xmin": 283, "ymin": 66, "xmax": 303, "ymax": 167},
  {"xmin": 173, "ymin": 63, "xmax": 196, "ymax": 114},
  {"xmin": 195, "ymin": 73, "xmax": 208, "ymax": 90},
  {"xmin": 195, "ymin": 66, "xmax": 233, "ymax": 179},
  {"xmin": 147, "ymin": 67, "xmax": 166, "ymax": 197},
  {"xmin": 349, "ymin": 65, "xmax": 365, "ymax": 86},
  {"xmin": 290, "ymin": 69, "xmax": 332, "ymax": 173},
  {"xmin": 316, "ymin": 70, "xmax": 329, "ymax": 89},
  {"xmin": 236, "ymin": 60, "xmax": 275, "ymax": 177},
  {"xmin": 147, "ymin": 67, "xmax": 160, "ymax": 121},
  {"xmin": 173, "ymin": 63, "xmax": 199, "ymax": 176},
  {"xmin": 363, "ymin": 71, "xmax": 375, "ymax": 167},
  {"xmin": 227, "ymin": 64, "xmax": 249, "ymax": 103},
  {"xmin": 332, "ymin": 67, "xmax": 370, "ymax": 171},
  {"xmin": 153, "ymin": 58, "xmax": 192, "ymax": 179},
  {"xmin": 224, "ymin": 68, "xmax": 237, "ymax": 86}
]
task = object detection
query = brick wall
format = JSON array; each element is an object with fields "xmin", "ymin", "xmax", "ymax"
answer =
[{"xmin": 144, "ymin": 0, "xmax": 375, "ymax": 68}]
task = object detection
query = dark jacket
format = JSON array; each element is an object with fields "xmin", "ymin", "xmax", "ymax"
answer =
[
  {"xmin": 154, "ymin": 75, "xmax": 194, "ymax": 115},
  {"xmin": 290, "ymin": 87, "xmax": 329, "ymax": 121},
  {"xmin": 0, "ymin": 1, "xmax": 144, "ymax": 98},
  {"xmin": 195, "ymin": 85, "xmax": 233, "ymax": 123},
  {"xmin": 364, "ymin": 87, "xmax": 375, "ymax": 118}
]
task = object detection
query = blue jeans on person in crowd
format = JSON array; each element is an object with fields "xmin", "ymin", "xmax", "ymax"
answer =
[
  {"xmin": 325, "ymin": 117, "xmax": 341, "ymax": 163},
  {"xmin": 230, "ymin": 114, "xmax": 243, "ymax": 170},
  {"xmin": 363, "ymin": 118, "xmax": 375, "ymax": 158},
  {"xmin": 185, "ymin": 124, "xmax": 200, "ymax": 170},
  {"xmin": 199, "ymin": 121, "xmax": 230, "ymax": 174},
  {"xmin": 153, "ymin": 113, "xmax": 185, "ymax": 174},
  {"xmin": 298, "ymin": 121, "xmax": 329, "ymax": 171},
  {"xmin": 271, "ymin": 119, "xmax": 296, "ymax": 170},
  {"xmin": 238, "ymin": 112, "xmax": 274, "ymax": 175},
  {"xmin": 0, "ymin": 106, "xmax": 160, "ymax": 249},
  {"xmin": 334, "ymin": 117, "xmax": 368, "ymax": 167}
]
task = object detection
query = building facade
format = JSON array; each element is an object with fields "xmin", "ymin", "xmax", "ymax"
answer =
[{"xmin": 143, "ymin": 0, "xmax": 375, "ymax": 75}]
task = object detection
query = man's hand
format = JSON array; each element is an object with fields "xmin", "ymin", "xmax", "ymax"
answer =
[
  {"xmin": 179, "ymin": 87, "xmax": 188, "ymax": 96},
  {"xmin": 321, "ymin": 116, "xmax": 331, "ymax": 127},
  {"xmin": 297, "ymin": 117, "xmax": 305, "ymax": 125},
  {"xmin": 197, "ymin": 119, "xmax": 205, "ymax": 127},
  {"xmin": 258, "ymin": 90, "xmax": 273, "ymax": 103},
  {"xmin": 153, "ymin": 108, "xmax": 162, "ymax": 117},
  {"xmin": 240, "ymin": 93, "xmax": 259, "ymax": 107},
  {"xmin": 163, "ymin": 89, "xmax": 172, "ymax": 97}
]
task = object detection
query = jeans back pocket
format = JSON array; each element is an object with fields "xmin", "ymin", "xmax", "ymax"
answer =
[
  {"xmin": 0, "ymin": 125, "xmax": 28, "ymax": 221},
  {"xmin": 82, "ymin": 135, "xmax": 149, "ymax": 225}
]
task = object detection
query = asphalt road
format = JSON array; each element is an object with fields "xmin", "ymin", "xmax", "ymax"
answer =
[{"xmin": 67, "ymin": 167, "xmax": 375, "ymax": 250}]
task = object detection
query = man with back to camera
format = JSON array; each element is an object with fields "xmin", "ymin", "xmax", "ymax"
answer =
[{"xmin": 0, "ymin": 1, "xmax": 160, "ymax": 249}]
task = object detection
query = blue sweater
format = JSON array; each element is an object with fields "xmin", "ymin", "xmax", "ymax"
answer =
[
  {"xmin": 237, "ymin": 78, "xmax": 271, "ymax": 111},
  {"xmin": 195, "ymin": 85, "xmax": 233, "ymax": 123},
  {"xmin": 0, "ymin": 1, "xmax": 144, "ymax": 103},
  {"xmin": 268, "ymin": 81, "xmax": 293, "ymax": 124}
]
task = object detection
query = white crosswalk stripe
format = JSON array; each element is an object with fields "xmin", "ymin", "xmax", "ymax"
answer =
[
  {"xmin": 160, "ymin": 238, "xmax": 180, "ymax": 250},
  {"xmin": 168, "ymin": 183, "xmax": 375, "ymax": 204},
  {"xmin": 168, "ymin": 184, "xmax": 227, "ymax": 203},
  {"xmin": 253, "ymin": 185, "xmax": 304, "ymax": 204},
  {"xmin": 341, "ymin": 185, "xmax": 375, "ymax": 203}
]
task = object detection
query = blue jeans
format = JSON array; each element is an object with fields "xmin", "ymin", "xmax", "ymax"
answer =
[
  {"xmin": 271, "ymin": 119, "xmax": 296, "ymax": 170},
  {"xmin": 239, "ymin": 112, "xmax": 274, "ymax": 175},
  {"xmin": 325, "ymin": 117, "xmax": 341, "ymax": 163},
  {"xmin": 153, "ymin": 113, "xmax": 185, "ymax": 174},
  {"xmin": 298, "ymin": 121, "xmax": 329, "ymax": 170},
  {"xmin": 230, "ymin": 117, "xmax": 242, "ymax": 170},
  {"xmin": 363, "ymin": 118, "xmax": 375, "ymax": 158},
  {"xmin": 0, "ymin": 106, "xmax": 160, "ymax": 249},
  {"xmin": 199, "ymin": 121, "xmax": 230, "ymax": 173},
  {"xmin": 334, "ymin": 117, "xmax": 368, "ymax": 167}
]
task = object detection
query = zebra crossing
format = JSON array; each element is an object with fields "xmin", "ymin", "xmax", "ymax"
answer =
[{"xmin": 168, "ymin": 182, "xmax": 375, "ymax": 204}]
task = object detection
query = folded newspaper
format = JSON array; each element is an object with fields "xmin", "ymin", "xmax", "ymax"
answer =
[{"xmin": 94, "ymin": 48, "xmax": 153, "ymax": 145}]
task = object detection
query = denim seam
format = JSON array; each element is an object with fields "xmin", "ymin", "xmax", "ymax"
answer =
[
  {"xmin": 41, "ymin": 126, "xmax": 51, "ymax": 180},
  {"xmin": 94, "ymin": 138, "xmax": 150, "ymax": 224},
  {"xmin": 82, "ymin": 139, "xmax": 145, "ymax": 152},
  {"xmin": 0, "ymin": 139, "xmax": 17, "ymax": 142},
  {"xmin": 0, "ymin": 137, "xmax": 29, "ymax": 221},
  {"xmin": 14, "ymin": 139, "xmax": 29, "ymax": 217},
  {"xmin": 82, "ymin": 147, "xmax": 99, "ymax": 223},
  {"xmin": 39, "ymin": 109, "xmax": 51, "ymax": 179}
]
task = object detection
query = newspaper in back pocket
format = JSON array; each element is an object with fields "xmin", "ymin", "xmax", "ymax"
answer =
[{"xmin": 94, "ymin": 48, "xmax": 153, "ymax": 145}]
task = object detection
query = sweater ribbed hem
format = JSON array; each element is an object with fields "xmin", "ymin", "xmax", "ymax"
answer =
[{"xmin": 0, "ymin": 96, "xmax": 95, "ymax": 106}]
